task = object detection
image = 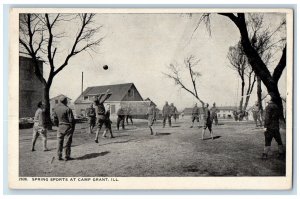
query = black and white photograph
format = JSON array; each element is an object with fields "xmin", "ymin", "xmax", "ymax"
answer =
[{"xmin": 9, "ymin": 8, "xmax": 293, "ymax": 189}]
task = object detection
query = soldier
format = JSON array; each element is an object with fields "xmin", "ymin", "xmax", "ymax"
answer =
[
  {"xmin": 31, "ymin": 101, "xmax": 49, "ymax": 152},
  {"xmin": 170, "ymin": 103, "xmax": 178, "ymax": 123},
  {"xmin": 116, "ymin": 106, "xmax": 125, "ymax": 130},
  {"xmin": 125, "ymin": 105, "xmax": 133, "ymax": 125},
  {"xmin": 102, "ymin": 104, "xmax": 115, "ymax": 138},
  {"xmin": 147, "ymin": 103, "xmax": 157, "ymax": 135},
  {"xmin": 262, "ymin": 98, "xmax": 284, "ymax": 160},
  {"xmin": 94, "ymin": 89, "xmax": 112, "ymax": 143},
  {"xmin": 53, "ymin": 96, "xmax": 75, "ymax": 161},
  {"xmin": 190, "ymin": 103, "xmax": 200, "ymax": 128},
  {"xmin": 86, "ymin": 103, "xmax": 96, "ymax": 134},
  {"xmin": 162, "ymin": 101, "xmax": 171, "ymax": 128},
  {"xmin": 233, "ymin": 110, "xmax": 239, "ymax": 121},
  {"xmin": 201, "ymin": 102, "xmax": 214, "ymax": 140},
  {"xmin": 210, "ymin": 102, "xmax": 219, "ymax": 125},
  {"xmin": 252, "ymin": 101, "xmax": 263, "ymax": 127}
]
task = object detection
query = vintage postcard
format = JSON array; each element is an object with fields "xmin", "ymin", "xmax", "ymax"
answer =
[{"xmin": 9, "ymin": 8, "xmax": 293, "ymax": 189}]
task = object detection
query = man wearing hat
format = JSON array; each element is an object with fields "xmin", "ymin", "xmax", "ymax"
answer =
[
  {"xmin": 53, "ymin": 96, "xmax": 75, "ymax": 161},
  {"xmin": 94, "ymin": 89, "xmax": 112, "ymax": 143},
  {"xmin": 210, "ymin": 102, "xmax": 219, "ymax": 125},
  {"xmin": 262, "ymin": 96, "xmax": 284, "ymax": 160}
]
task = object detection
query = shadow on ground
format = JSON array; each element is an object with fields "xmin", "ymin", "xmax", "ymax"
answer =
[
  {"xmin": 76, "ymin": 151, "xmax": 110, "ymax": 160},
  {"xmin": 156, "ymin": 133, "xmax": 171, "ymax": 136},
  {"xmin": 203, "ymin": 136, "xmax": 221, "ymax": 140}
]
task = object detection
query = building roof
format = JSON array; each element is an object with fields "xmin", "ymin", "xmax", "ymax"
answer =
[
  {"xmin": 218, "ymin": 106, "xmax": 237, "ymax": 111},
  {"xmin": 50, "ymin": 94, "xmax": 71, "ymax": 101},
  {"xmin": 144, "ymin": 97, "xmax": 157, "ymax": 106},
  {"xmin": 74, "ymin": 83, "xmax": 142, "ymax": 104}
]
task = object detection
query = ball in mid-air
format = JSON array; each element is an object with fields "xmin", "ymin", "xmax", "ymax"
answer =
[{"xmin": 103, "ymin": 65, "xmax": 108, "ymax": 70}]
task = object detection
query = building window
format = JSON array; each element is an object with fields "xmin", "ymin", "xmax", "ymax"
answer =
[
  {"xmin": 111, "ymin": 105, "xmax": 116, "ymax": 114},
  {"xmin": 55, "ymin": 100, "xmax": 58, "ymax": 104},
  {"xmin": 83, "ymin": 96, "xmax": 88, "ymax": 100}
]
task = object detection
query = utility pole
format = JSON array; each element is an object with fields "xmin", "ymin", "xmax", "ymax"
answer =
[{"xmin": 81, "ymin": 72, "xmax": 83, "ymax": 95}]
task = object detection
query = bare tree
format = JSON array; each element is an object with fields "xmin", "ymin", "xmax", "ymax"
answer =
[
  {"xmin": 193, "ymin": 13, "xmax": 287, "ymax": 120},
  {"xmin": 246, "ymin": 14, "xmax": 286, "ymax": 117},
  {"xmin": 164, "ymin": 55, "xmax": 205, "ymax": 105},
  {"xmin": 19, "ymin": 13, "xmax": 103, "ymax": 128},
  {"xmin": 227, "ymin": 42, "xmax": 256, "ymax": 118}
]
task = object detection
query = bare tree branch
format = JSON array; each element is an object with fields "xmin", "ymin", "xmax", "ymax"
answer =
[
  {"xmin": 273, "ymin": 45, "xmax": 286, "ymax": 83},
  {"xmin": 164, "ymin": 56, "xmax": 204, "ymax": 104}
]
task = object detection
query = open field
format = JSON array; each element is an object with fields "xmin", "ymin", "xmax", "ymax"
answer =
[{"xmin": 19, "ymin": 118, "xmax": 286, "ymax": 177}]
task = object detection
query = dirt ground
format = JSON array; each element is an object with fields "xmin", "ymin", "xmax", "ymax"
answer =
[{"xmin": 19, "ymin": 117, "xmax": 286, "ymax": 177}]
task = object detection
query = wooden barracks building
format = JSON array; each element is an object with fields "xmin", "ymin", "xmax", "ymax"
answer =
[{"xmin": 74, "ymin": 83, "xmax": 144, "ymax": 118}]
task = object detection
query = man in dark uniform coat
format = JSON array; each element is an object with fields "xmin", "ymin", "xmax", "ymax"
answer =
[
  {"xmin": 117, "ymin": 106, "xmax": 126, "ymax": 130},
  {"xmin": 53, "ymin": 96, "xmax": 76, "ymax": 161},
  {"xmin": 102, "ymin": 104, "xmax": 115, "ymax": 138},
  {"xmin": 190, "ymin": 103, "xmax": 200, "ymax": 128},
  {"xmin": 262, "ymin": 98, "xmax": 284, "ymax": 160},
  {"xmin": 125, "ymin": 106, "xmax": 133, "ymax": 125},
  {"xmin": 162, "ymin": 101, "xmax": 171, "ymax": 128},
  {"xmin": 170, "ymin": 103, "xmax": 178, "ymax": 123},
  {"xmin": 201, "ymin": 103, "xmax": 213, "ymax": 140},
  {"xmin": 94, "ymin": 89, "xmax": 112, "ymax": 143},
  {"xmin": 210, "ymin": 102, "xmax": 219, "ymax": 125},
  {"xmin": 147, "ymin": 103, "xmax": 157, "ymax": 135}
]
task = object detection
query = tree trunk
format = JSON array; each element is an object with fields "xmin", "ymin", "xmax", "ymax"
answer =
[
  {"xmin": 240, "ymin": 81, "xmax": 245, "ymax": 113},
  {"xmin": 235, "ymin": 15, "xmax": 285, "ymax": 122},
  {"xmin": 257, "ymin": 76, "xmax": 263, "ymax": 118},
  {"xmin": 243, "ymin": 96, "xmax": 250, "ymax": 112},
  {"xmin": 43, "ymin": 86, "xmax": 52, "ymax": 129}
]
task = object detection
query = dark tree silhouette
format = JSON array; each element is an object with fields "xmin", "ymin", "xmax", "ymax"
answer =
[
  {"xmin": 19, "ymin": 13, "xmax": 103, "ymax": 128},
  {"xmin": 194, "ymin": 13, "xmax": 287, "ymax": 120}
]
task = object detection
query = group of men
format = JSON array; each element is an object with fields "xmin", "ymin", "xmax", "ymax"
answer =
[
  {"xmin": 32, "ymin": 96, "xmax": 76, "ymax": 161},
  {"xmin": 30, "ymin": 91, "xmax": 284, "ymax": 161},
  {"xmin": 161, "ymin": 102, "xmax": 178, "ymax": 128},
  {"xmin": 190, "ymin": 102, "xmax": 217, "ymax": 140},
  {"xmin": 116, "ymin": 105, "xmax": 133, "ymax": 131}
]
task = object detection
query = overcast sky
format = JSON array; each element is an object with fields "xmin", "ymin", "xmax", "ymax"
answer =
[{"xmin": 43, "ymin": 13, "xmax": 287, "ymax": 110}]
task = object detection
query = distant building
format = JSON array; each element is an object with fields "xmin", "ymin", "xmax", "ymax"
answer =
[
  {"xmin": 19, "ymin": 56, "xmax": 44, "ymax": 118},
  {"xmin": 50, "ymin": 94, "xmax": 72, "ymax": 115},
  {"xmin": 74, "ymin": 83, "xmax": 144, "ymax": 118},
  {"xmin": 217, "ymin": 106, "xmax": 236, "ymax": 119},
  {"xmin": 184, "ymin": 106, "xmax": 237, "ymax": 119}
]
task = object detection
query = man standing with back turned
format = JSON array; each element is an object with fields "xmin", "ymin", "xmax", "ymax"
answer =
[
  {"xmin": 53, "ymin": 96, "xmax": 76, "ymax": 161},
  {"xmin": 261, "ymin": 96, "xmax": 284, "ymax": 160}
]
